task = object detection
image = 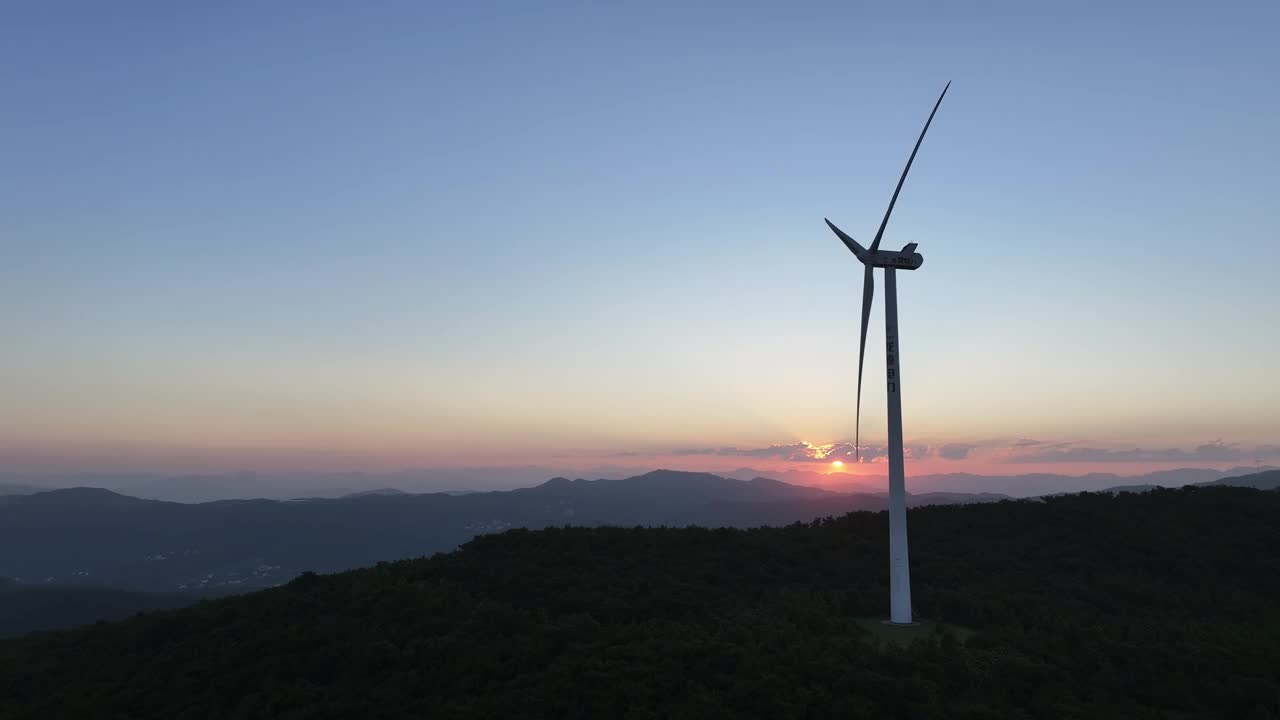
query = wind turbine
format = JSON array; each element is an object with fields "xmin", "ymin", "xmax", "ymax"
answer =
[{"xmin": 824, "ymin": 82, "xmax": 949, "ymax": 625}]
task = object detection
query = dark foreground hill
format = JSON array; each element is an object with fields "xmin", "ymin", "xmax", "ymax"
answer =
[{"xmin": 2, "ymin": 487, "xmax": 1279, "ymax": 719}]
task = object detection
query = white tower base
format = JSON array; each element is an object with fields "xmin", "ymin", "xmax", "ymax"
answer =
[{"xmin": 883, "ymin": 268, "xmax": 913, "ymax": 625}]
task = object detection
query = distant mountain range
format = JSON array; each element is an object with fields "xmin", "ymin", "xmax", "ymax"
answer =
[
  {"xmin": 2, "ymin": 465, "xmax": 1272, "ymax": 502},
  {"xmin": 0, "ymin": 468, "xmax": 571, "ymax": 502},
  {"xmin": 339, "ymin": 488, "xmax": 409, "ymax": 499},
  {"xmin": 0, "ymin": 483, "xmax": 42, "ymax": 497},
  {"xmin": 2, "ymin": 467, "xmax": 1277, "ymax": 638},
  {"xmin": 5, "ymin": 468, "xmax": 1278, "ymax": 597},
  {"xmin": 1200, "ymin": 469, "xmax": 1280, "ymax": 490},
  {"xmin": 0, "ymin": 470, "xmax": 992, "ymax": 595},
  {"xmin": 819, "ymin": 466, "xmax": 1276, "ymax": 497},
  {"xmin": 1076, "ymin": 469, "xmax": 1280, "ymax": 496},
  {"xmin": 0, "ymin": 579, "xmax": 207, "ymax": 639}
]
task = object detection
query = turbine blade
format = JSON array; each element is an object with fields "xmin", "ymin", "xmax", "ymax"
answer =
[
  {"xmin": 856, "ymin": 264, "xmax": 874, "ymax": 461},
  {"xmin": 825, "ymin": 218, "xmax": 867, "ymax": 260},
  {"xmin": 867, "ymin": 81, "xmax": 950, "ymax": 254}
]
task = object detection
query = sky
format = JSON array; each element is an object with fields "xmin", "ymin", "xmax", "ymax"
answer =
[{"xmin": 3, "ymin": 1, "xmax": 1278, "ymax": 483}]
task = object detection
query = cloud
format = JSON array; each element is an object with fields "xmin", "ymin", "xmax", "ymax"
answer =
[
  {"xmin": 731, "ymin": 443, "xmax": 825, "ymax": 460},
  {"xmin": 937, "ymin": 443, "xmax": 975, "ymax": 460},
  {"xmin": 1004, "ymin": 439, "xmax": 1280, "ymax": 464},
  {"xmin": 753, "ymin": 442, "xmax": 860, "ymax": 462},
  {"xmin": 906, "ymin": 445, "xmax": 933, "ymax": 460},
  {"xmin": 642, "ymin": 438, "xmax": 1280, "ymax": 466},
  {"xmin": 652, "ymin": 441, "xmax": 942, "ymax": 464},
  {"xmin": 658, "ymin": 441, "xmax": 883, "ymax": 464}
]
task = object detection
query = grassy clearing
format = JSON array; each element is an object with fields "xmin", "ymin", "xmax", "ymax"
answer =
[{"xmin": 855, "ymin": 617, "xmax": 976, "ymax": 647}]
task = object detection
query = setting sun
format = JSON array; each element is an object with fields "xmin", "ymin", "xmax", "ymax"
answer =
[{"xmin": 831, "ymin": 460, "xmax": 844, "ymax": 468}]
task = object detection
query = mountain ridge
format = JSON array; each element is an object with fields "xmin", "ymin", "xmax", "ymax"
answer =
[
  {"xmin": 5, "ymin": 468, "xmax": 1276, "ymax": 598},
  {"xmin": 4, "ymin": 465, "xmax": 1272, "ymax": 502},
  {"xmin": 0, "ymin": 470, "xmax": 845, "ymax": 594}
]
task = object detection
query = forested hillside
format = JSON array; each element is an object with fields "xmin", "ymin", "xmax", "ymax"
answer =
[{"xmin": 2, "ymin": 487, "xmax": 1278, "ymax": 719}]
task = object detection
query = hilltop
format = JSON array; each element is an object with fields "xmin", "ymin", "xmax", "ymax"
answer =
[{"xmin": 1, "ymin": 486, "xmax": 1278, "ymax": 719}]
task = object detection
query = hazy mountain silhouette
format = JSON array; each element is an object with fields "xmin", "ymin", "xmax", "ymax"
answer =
[
  {"xmin": 6, "ymin": 467, "xmax": 1275, "ymax": 608},
  {"xmin": 1199, "ymin": 468, "xmax": 1280, "ymax": 490},
  {"xmin": 0, "ymin": 470, "xmax": 985, "ymax": 595},
  {"xmin": 0, "ymin": 580, "xmax": 210, "ymax": 638},
  {"xmin": 859, "ymin": 466, "xmax": 1273, "ymax": 496},
  {"xmin": 665, "ymin": 466, "xmax": 1274, "ymax": 497},
  {"xmin": 1099, "ymin": 469, "xmax": 1280, "ymax": 494},
  {"xmin": 0, "ymin": 467, "xmax": 587, "ymax": 502},
  {"xmin": 5, "ymin": 465, "xmax": 1271, "ymax": 502},
  {"xmin": 1098, "ymin": 483, "xmax": 1161, "ymax": 494},
  {"xmin": 339, "ymin": 488, "xmax": 409, "ymax": 499}
]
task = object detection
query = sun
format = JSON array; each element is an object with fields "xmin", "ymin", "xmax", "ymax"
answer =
[{"xmin": 831, "ymin": 460, "xmax": 844, "ymax": 468}]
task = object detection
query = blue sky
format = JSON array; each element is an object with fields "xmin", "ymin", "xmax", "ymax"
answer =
[{"xmin": 3, "ymin": 1, "xmax": 1278, "ymax": 476}]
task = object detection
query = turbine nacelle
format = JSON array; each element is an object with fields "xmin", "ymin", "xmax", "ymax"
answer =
[
  {"xmin": 823, "ymin": 218, "xmax": 924, "ymax": 270},
  {"xmin": 869, "ymin": 249, "xmax": 924, "ymax": 270}
]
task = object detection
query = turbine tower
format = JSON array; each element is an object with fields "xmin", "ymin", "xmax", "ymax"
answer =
[{"xmin": 824, "ymin": 82, "xmax": 949, "ymax": 625}]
